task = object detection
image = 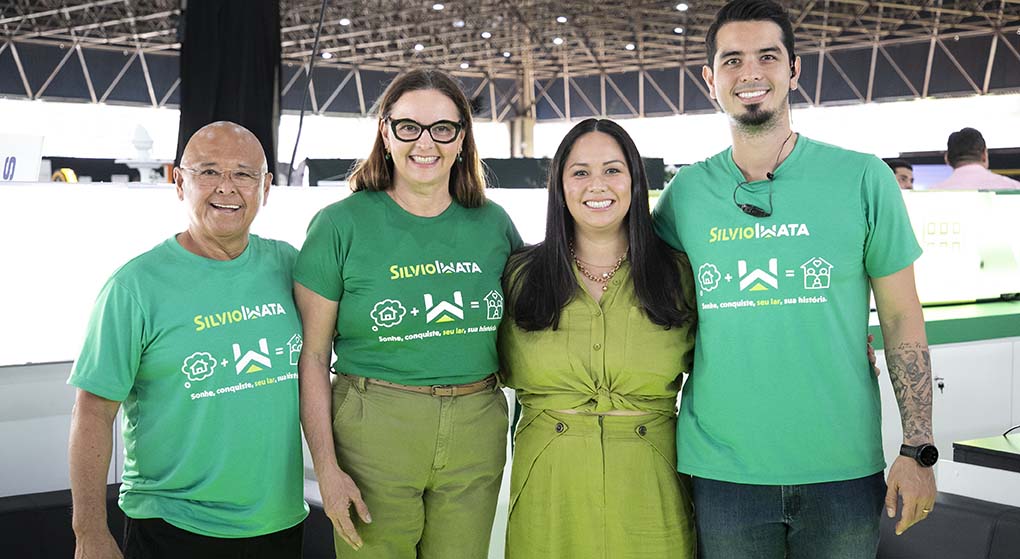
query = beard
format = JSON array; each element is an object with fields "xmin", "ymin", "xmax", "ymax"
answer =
[
  {"xmin": 731, "ymin": 89, "xmax": 790, "ymax": 132},
  {"xmin": 735, "ymin": 103, "xmax": 775, "ymax": 128}
]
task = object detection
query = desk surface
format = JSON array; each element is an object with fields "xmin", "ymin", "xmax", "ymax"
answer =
[{"xmin": 869, "ymin": 300, "xmax": 1020, "ymax": 349}]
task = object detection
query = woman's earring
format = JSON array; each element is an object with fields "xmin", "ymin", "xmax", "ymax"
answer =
[
  {"xmin": 385, "ymin": 150, "xmax": 391, "ymax": 161},
  {"xmin": 457, "ymin": 152, "xmax": 463, "ymax": 163}
]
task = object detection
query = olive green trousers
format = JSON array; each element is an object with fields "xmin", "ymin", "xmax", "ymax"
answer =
[
  {"xmin": 330, "ymin": 373, "xmax": 508, "ymax": 558},
  {"xmin": 506, "ymin": 409, "xmax": 695, "ymax": 559}
]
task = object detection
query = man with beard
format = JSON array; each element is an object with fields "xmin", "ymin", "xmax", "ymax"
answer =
[{"xmin": 652, "ymin": 1, "xmax": 937, "ymax": 557}]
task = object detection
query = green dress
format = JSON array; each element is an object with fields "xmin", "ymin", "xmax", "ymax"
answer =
[{"xmin": 500, "ymin": 258, "xmax": 697, "ymax": 559}]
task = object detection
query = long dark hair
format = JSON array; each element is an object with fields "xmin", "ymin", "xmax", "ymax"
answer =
[
  {"xmin": 504, "ymin": 118, "xmax": 692, "ymax": 331},
  {"xmin": 347, "ymin": 68, "xmax": 486, "ymax": 208}
]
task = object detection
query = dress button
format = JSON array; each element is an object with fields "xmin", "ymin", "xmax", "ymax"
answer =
[
  {"xmin": 637, "ymin": 425, "xmax": 647, "ymax": 436},
  {"xmin": 555, "ymin": 422, "xmax": 565, "ymax": 433},
  {"xmin": 594, "ymin": 310, "xmax": 602, "ymax": 317},
  {"xmin": 593, "ymin": 343, "xmax": 601, "ymax": 351}
]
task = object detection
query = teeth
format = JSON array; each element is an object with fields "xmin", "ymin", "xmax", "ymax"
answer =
[
  {"xmin": 738, "ymin": 90, "xmax": 767, "ymax": 99},
  {"xmin": 410, "ymin": 155, "xmax": 439, "ymax": 163},
  {"xmin": 211, "ymin": 203, "xmax": 240, "ymax": 210},
  {"xmin": 585, "ymin": 200, "xmax": 612, "ymax": 209}
]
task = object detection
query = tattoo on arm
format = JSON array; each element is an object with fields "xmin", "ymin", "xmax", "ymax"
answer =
[{"xmin": 885, "ymin": 342, "xmax": 933, "ymax": 444}]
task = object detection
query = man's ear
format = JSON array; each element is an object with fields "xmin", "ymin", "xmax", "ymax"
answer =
[
  {"xmin": 173, "ymin": 167, "xmax": 185, "ymax": 201},
  {"xmin": 702, "ymin": 65, "xmax": 717, "ymax": 100},
  {"xmin": 790, "ymin": 55, "xmax": 801, "ymax": 91}
]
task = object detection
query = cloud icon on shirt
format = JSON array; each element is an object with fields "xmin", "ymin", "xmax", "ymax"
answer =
[
  {"xmin": 182, "ymin": 352, "xmax": 217, "ymax": 382},
  {"xmin": 371, "ymin": 299, "xmax": 407, "ymax": 328}
]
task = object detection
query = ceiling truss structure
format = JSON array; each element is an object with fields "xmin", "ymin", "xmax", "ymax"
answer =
[{"xmin": 1, "ymin": 0, "xmax": 1019, "ymax": 122}]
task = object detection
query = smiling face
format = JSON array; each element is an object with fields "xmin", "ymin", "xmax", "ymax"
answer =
[
  {"xmin": 703, "ymin": 20, "xmax": 800, "ymax": 131},
  {"xmin": 382, "ymin": 88, "xmax": 465, "ymax": 194},
  {"xmin": 562, "ymin": 131, "xmax": 632, "ymax": 238},
  {"xmin": 174, "ymin": 123, "xmax": 270, "ymax": 246}
]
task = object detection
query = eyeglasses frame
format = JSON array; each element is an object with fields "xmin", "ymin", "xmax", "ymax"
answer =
[
  {"xmin": 178, "ymin": 166, "xmax": 266, "ymax": 188},
  {"xmin": 386, "ymin": 117, "xmax": 465, "ymax": 144}
]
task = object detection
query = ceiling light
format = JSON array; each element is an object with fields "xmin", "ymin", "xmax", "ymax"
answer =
[
  {"xmin": 321, "ymin": 51, "xmax": 333, "ymax": 59},
  {"xmin": 414, "ymin": 43, "xmax": 425, "ymax": 51},
  {"xmin": 432, "ymin": 3, "xmax": 444, "ymax": 10},
  {"xmin": 481, "ymin": 31, "xmax": 492, "ymax": 39},
  {"xmin": 553, "ymin": 37, "xmax": 564, "ymax": 45},
  {"xmin": 460, "ymin": 62, "xmax": 470, "ymax": 69},
  {"xmin": 556, "ymin": 16, "xmax": 568, "ymax": 23},
  {"xmin": 625, "ymin": 43, "xmax": 635, "ymax": 50},
  {"xmin": 453, "ymin": 20, "xmax": 465, "ymax": 28},
  {"xmin": 503, "ymin": 51, "xmax": 511, "ymax": 58},
  {"xmin": 674, "ymin": 26, "xmax": 685, "ymax": 34},
  {"xmin": 676, "ymin": 3, "xmax": 689, "ymax": 11},
  {"xmin": 339, "ymin": 18, "xmax": 351, "ymax": 26}
]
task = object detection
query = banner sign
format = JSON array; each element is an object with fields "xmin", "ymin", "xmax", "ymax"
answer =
[{"xmin": 0, "ymin": 135, "xmax": 44, "ymax": 182}]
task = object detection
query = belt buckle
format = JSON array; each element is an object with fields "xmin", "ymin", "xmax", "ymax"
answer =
[{"xmin": 431, "ymin": 385, "xmax": 456, "ymax": 397}]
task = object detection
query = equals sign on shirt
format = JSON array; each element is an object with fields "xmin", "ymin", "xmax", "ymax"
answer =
[
  {"xmin": 469, "ymin": 301, "xmax": 480, "ymax": 309},
  {"xmin": 274, "ymin": 348, "xmax": 285, "ymax": 355},
  {"xmin": 784, "ymin": 270, "xmax": 796, "ymax": 278}
]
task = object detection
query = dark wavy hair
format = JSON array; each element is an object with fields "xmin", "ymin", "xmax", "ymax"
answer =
[
  {"xmin": 347, "ymin": 68, "xmax": 486, "ymax": 208},
  {"xmin": 504, "ymin": 118, "xmax": 692, "ymax": 331},
  {"xmin": 706, "ymin": 0, "xmax": 796, "ymax": 71}
]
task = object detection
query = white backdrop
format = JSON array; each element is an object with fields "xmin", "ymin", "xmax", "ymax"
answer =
[{"xmin": 0, "ymin": 93, "xmax": 1017, "ymax": 167}]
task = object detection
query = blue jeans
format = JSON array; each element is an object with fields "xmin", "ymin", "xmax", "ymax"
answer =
[{"xmin": 692, "ymin": 472, "xmax": 886, "ymax": 559}]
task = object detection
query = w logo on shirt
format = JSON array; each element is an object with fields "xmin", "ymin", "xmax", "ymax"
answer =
[
  {"xmin": 233, "ymin": 338, "xmax": 272, "ymax": 374},
  {"xmin": 424, "ymin": 291, "xmax": 464, "ymax": 323}
]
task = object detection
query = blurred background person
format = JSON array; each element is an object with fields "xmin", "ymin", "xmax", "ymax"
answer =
[
  {"xmin": 932, "ymin": 127, "xmax": 1019, "ymax": 190},
  {"xmin": 884, "ymin": 158, "xmax": 914, "ymax": 190}
]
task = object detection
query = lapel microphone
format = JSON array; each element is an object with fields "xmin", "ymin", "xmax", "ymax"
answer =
[{"xmin": 766, "ymin": 172, "xmax": 775, "ymax": 180}]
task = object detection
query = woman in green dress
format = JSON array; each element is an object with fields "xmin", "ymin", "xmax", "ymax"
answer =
[{"xmin": 500, "ymin": 118, "xmax": 697, "ymax": 558}]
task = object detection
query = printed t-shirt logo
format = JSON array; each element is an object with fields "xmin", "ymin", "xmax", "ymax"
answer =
[
  {"xmin": 182, "ymin": 352, "xmax": 217, "ymax": 381},
  {"xmin": 233, "ymin": 338, "xmax": 272, "ymax": 374},
  {"xmin": 425, "ymin": 291, "xmax": 464, "ymax": 323},
  {"xmin": 390, "ymin": 260, "xmax": 483, "ymax": 280},
  {"xmin": 194, "ymin": 302, "xmax": 289, "ymax": 332},
  {"xmin": 709, "ymin": 223, "xmax": 811, "ymax": 243},
  {"xmin": 739, "ymin": 258, "xmax": 778, "ymax": 291}
]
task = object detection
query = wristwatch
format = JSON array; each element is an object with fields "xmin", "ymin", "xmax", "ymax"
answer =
[{"xmin": 900, "ymin": 443, "xmax": 939, "ymax": 467}]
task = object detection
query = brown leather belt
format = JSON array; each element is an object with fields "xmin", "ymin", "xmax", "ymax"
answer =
[{"xmin": 353, "ymin": 374, "xmax": 497, "ymax": 397}]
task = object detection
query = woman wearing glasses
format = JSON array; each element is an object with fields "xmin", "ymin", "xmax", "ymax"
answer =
[
  {"xmin": 293, "ymin": 69, "xmax": 521, "ymax": 558},
  {"xmin": 500, "ymin": 118, "xmax": 697, "ymax": 558}
]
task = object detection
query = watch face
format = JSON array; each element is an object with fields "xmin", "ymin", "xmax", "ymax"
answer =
[{"xmin": 918, "ymin": 445, "xmax": 939, "ymax": 467}]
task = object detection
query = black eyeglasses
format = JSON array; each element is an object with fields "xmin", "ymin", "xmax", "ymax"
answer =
[
  {"xmin": 387, "ymin": 118, "xmax": 464, "ymax": 144},
  {"xmin": 733, "ymin": 180, "xmax": 773, "ymax": 218}
]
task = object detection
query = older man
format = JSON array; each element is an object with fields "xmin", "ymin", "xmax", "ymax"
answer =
[{"xmin": 68, "ymin": 122, "xmax": 307, "ymax": 559}]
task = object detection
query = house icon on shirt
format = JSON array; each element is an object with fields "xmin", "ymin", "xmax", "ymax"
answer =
[
  {"xmin": 801, "ymin": 257, "xmax": 833, "ymax": 289},
  {"xmin": 287, "ymin": 334, "xmax": 303, "ymax": 366},
  {"xmin": 483, "ymin": 290, "xmax": 503, "ymax": 320}
]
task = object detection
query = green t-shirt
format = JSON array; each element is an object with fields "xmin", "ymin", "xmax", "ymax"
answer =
[
  {"xmin": 294, "ymin": 190, "xmax": 523, "ymax": 385},
  {"xmin": 653, "ymin": 136, "xmax": 922, "ymax": 485},
  {"xmin": 68, "ymin": 235, "xmax": 308, "ymax": 537}
]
